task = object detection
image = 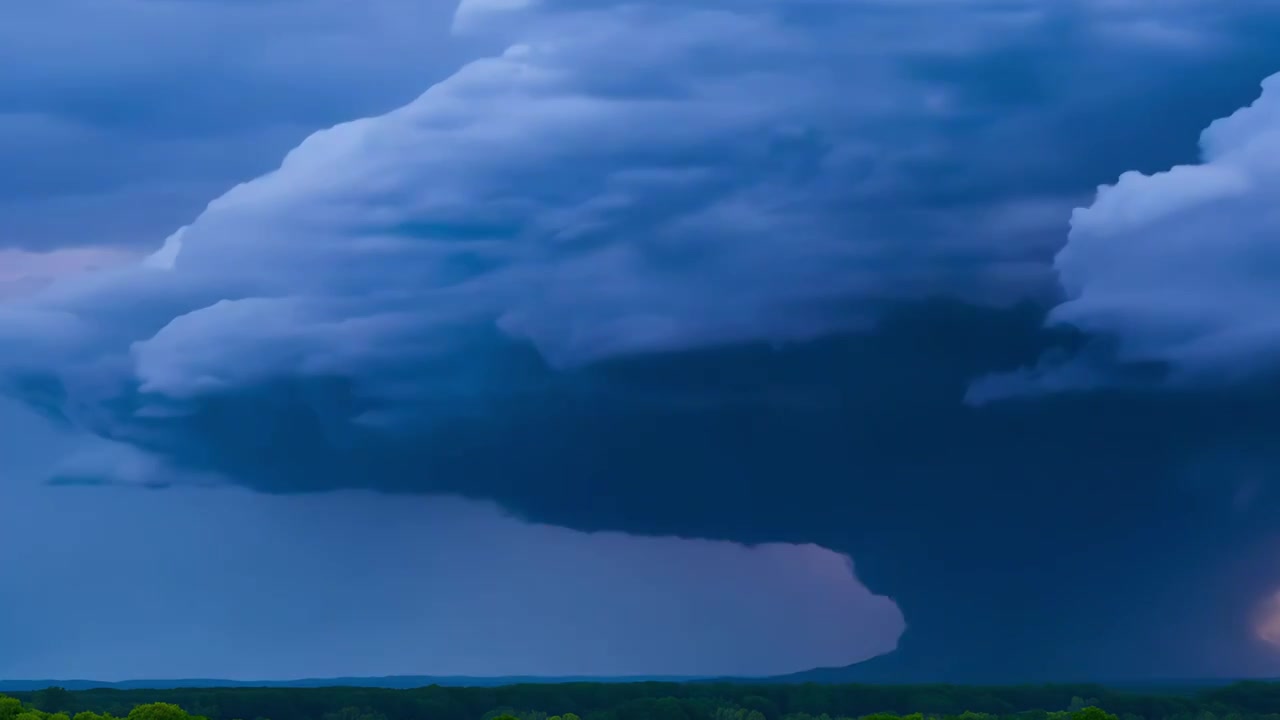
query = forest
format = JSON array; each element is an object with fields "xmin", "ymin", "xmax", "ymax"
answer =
[{"xmin": 6, "ymin": 681, "xmax": 1280, "ymax": 720}]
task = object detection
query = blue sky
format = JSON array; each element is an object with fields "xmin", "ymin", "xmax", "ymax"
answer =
[{"xmin": 5, "ymin": 0, "xmax": 1280, "ymax": 682}]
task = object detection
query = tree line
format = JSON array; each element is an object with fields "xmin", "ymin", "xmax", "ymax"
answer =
[
  {"xmin": 6, "ymin": 681, "xmax": 1280, "ymax": 720},
  {"xmin": 1, "ymin": 695, "xmax": 207, "ymax": 720}
]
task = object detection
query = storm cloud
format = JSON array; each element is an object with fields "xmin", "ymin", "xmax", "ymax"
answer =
[
  {"xmin": 6, "ymin": 0, "xmax": 1280, "ymax": 684},
  {"xmin": 6, "ymin": 0, "xmax": 1280, "ymax": 481}
]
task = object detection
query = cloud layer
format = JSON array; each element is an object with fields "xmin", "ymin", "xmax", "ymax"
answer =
[{"xmin": 6, "ymin": 0, "xmax": 1280, "ymax": 490}]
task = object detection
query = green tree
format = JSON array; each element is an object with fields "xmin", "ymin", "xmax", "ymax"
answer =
[
  {"xmin": 324, "ymin": 708, "xmax": 385, "ymax": 720},
  {"xmin": 126, "ymin": 704, "xmax": 189, "ymax": 720},
  {"xmin": 743, "ymin": 698, "xmax": 779, "ymax": 720},
  {"xmin": 33, "ymin": 689, "xmax": 74, "ymax": 715},
  {"xmin": 1071, "ymin": 707, "xmax": 1118, "ymax": 720},
  {"xmin": 0, "ymin": 696, "xmax": 23, "ymax": 720}
]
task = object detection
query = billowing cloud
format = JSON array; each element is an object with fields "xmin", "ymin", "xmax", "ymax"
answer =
[
  {"xmin": 9, "ymin": 0, "xmax": 1280, "ymax": 684},
  {"xmin": 7, "ymin": 0, "xmax": 1280, "ymax": 481},
  {"xmin": 7, "ymin": 0, "xmax": 1280, "ymax": 255},
  {"xmin": 0, "ymin": 401, "xmax": 902, "ymax": 680},
  {"xmin": 971, "ymin": 71, "xmax": 1280, "ymax": 400}
]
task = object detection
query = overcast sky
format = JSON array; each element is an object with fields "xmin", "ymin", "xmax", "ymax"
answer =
[{"xmin": 5, "ymin": 0, "xmax": 1280, "ymax": 682}]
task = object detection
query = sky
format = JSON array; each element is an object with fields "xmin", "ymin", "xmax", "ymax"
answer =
[{"xmin": 5, "ymin": 0, "xmax": 1280, "ymax": 683}]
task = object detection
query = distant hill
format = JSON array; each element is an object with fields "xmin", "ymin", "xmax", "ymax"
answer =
[
  {"xmin": 0, "ymin": 675, "xmax": 706, "ymax": 692},
  {"xmin": 1, "ymin": 669, "xmax": 1267, "ymax": 693}
]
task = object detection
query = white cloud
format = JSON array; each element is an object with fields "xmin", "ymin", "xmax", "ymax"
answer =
[{"xmin": 973, "ymin": 71, "xmax": 1280, "ymax": 399}]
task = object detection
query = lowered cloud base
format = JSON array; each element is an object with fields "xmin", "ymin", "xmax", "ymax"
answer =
[{"xmin": 0, "ymin": 399, "xmax": 902, "ymax": 680}]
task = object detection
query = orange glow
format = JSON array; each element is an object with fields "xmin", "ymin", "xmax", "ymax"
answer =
[{"xmin": 1255, "ymin": 591, "xmax": 1280, "ymax": 647}]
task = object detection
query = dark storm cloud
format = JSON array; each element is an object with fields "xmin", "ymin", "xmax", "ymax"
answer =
[{"xmin": 6, "ymin": 0, "xmax": 1280, "ymax": 682}]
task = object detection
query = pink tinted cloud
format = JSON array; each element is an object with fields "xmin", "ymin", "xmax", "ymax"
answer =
[{"xmin": 0, "ymin": 246, "xmax": 135, "ymax": 299}]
